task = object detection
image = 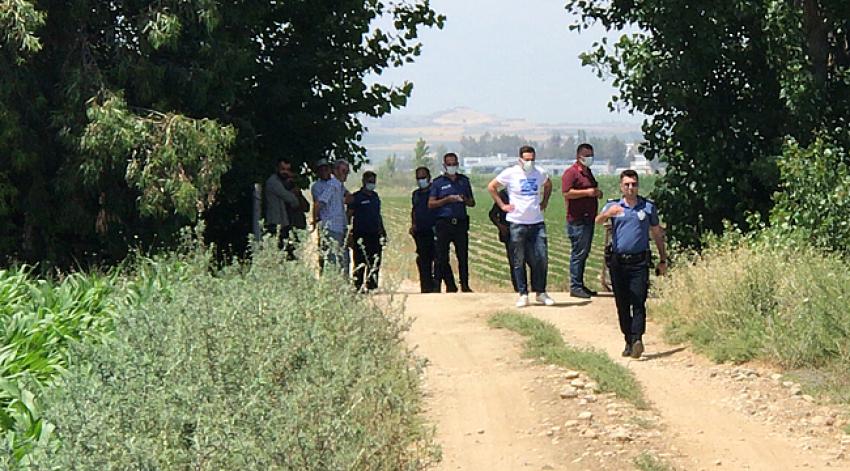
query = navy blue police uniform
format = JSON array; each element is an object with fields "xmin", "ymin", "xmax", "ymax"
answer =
[
  {"xmin": 411, "ymin": 185, "xmax": 437, "ymax": 292},
  {"xmin": 429, "ymin": 173, "xmax": 473, "ymax": 292},
  {"xmin": 603, "ymin": 196, "xmax": 660, "ymax": 351},
  {"xmin": 349, "ymin": 189, "xmax": 385, "ymax": 291}
]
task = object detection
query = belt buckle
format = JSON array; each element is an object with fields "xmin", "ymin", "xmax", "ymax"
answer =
[{"xmin": 451, "ymin": 217, "xmax": 458, "ymax": 225}]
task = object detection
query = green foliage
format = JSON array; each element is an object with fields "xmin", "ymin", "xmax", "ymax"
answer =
[
  {"xmin": 0, "ymin": 0, "xmax": 45, "ymax": 56},
  {"xmin": 80, "ymin": 94, "xmax": 235, "ymax": 219},
  {"xmin": 21, "ymin": 248, "xmax": 437, "ymax": 470},
  {"xmin": 772, "ymin": 132, "xmax": 850, "ymax": 253},
  {"xmin": 489, "ymin": 311, "xmax": 647, "ymax": 408},
  {"xmin": 655, "ymin": 228, "xmax": 850, "ymax": 375},
  {"xmin": 412, "ymin": 138, "xmax": 433, "ymax": 170},
  {"xmin": 567, "ymin": 1, "xmax": 850, "ymax": 249},
  {"xmin": 634, "ymin": 452, "xmax": 675, "ymax": 471},
  {"xmin": 0, "ymin": 1, "xmax": 445, "ymax": 267}
]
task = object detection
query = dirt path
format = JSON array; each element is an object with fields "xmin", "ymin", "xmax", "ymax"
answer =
[{"xmin": 403, "ymin": 287, "xmax": 849, "ymax": 471}]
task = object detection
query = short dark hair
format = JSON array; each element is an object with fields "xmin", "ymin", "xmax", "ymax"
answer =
[
  {"xmin": 576, "ymin": 143, "xmax": 593, "ymax": 155},
  {"xmin": 277, "ymin": 157, "xmax": 291, "ymax": 166},
  {"xmin": 443, "ymin": 152, "xmax": 458, "ymax": 162},
  {"xmin": 518, "ymin": 145, "xmax": 535, "ymax": 157},
  {"xmin": 363, "ymin": 170, "xmax": 377, "ymax": 181},
  {"xmin": 414, "ymin": 166, "xmax": 430, "ymax": 175},
  {"xmin": 620, "ymin": 169, "xmax": 639, "ymax": 181}
]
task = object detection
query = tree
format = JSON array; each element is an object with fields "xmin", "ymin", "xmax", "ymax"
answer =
[
  {"xmin": 0, "ymin": 1, "xmax": 444, "ymax": 266},
  {"xmin": 412, "ymin": 137, "xmax": 433, "ymax": 169},
  {"xmin": 380, "ymin": 154, "xmax": 399, "ymax": 177}
]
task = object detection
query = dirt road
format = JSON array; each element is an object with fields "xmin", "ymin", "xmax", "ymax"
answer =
[{"xmin": 403, "ymin": 289, "xmax": 849, "ymax": 471}]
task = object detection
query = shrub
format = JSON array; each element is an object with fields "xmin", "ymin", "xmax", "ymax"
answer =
[
  {"xmin": 25, "ymin": 248, "xmax": 437, "ymax": 470},
  {"xmin": 654, "ymin": 229, "xmax": 850, "ymax": 371}
]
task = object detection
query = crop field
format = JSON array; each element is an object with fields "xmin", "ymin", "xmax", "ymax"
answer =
[{"xmin": 376, "ymin": 172, "xmax": 655, "ymax": 293}]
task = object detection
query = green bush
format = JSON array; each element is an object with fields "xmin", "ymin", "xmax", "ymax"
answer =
[
  {"xmin": 25, "ymin": 248, "xmax": 437, "ymax": 470},
  {"xmin": 655, "ymin": 229, "xmax": 850, "ymax": 372},
  {"xmin": 772, "ymin": 132, "xmax": 850, "ymax": 253}
]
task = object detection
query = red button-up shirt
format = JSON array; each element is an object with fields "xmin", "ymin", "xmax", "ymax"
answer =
[{"xmin": 561, "ymin": 162, "xmax": 598, "ymax": 223}]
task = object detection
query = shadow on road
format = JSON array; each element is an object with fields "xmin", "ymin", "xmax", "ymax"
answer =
[{"xmin": 641, "ymin": 346, "xmax": 687, "ymax": 361}]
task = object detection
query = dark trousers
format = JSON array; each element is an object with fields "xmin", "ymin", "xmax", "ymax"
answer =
[
  {"xmin": 413, "ymin": 231, "xmax": 436, "ymax": 293},
  {"xmin": 567, "ymin": 221, "xmax": 594, "ymax": 291},
  {"xmin": 352, "ymin": 233, "xmax": 382, "ymax": 291},
  {"xmin": 509, "ymin": 222, "xmax": 548, "ymax": 295},
  {"xmin": 610, "ymin": 258, "xmax": 649, "ymax": 343},
  {"xmin": 265, "ymin": 224, "xmax": 294, "ymax": 259},
  {"xmin": 434, "ymin": 218, "xmax": 468, "ymax": 292}
]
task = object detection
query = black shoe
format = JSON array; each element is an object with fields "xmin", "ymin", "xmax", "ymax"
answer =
[
  {"xmin": 621, "ymin": 342, "xmax": 632, "ymax": 357},
  {"xmin": 581, "ymin": 286, "xmax": 598, "ymax": 296},
  {"xmin": 569, "ymin": 289, "xmax": 591, "ymax": 299},
  {"xmin": 630, "ymin": 340, "xmax": 644, "ymax": 359},
  {"xmin": 461, "ymin": 285, "xmax": 473, "ymax": 293},
  {"xmin": 446, "ymin": 286, "xmax": 458, "ymax": 293}
]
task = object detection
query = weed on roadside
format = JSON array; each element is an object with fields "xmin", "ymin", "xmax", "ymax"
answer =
[
  {"xmin": 488, "ymin": 311, "xmax": 647, "ymax": 409},
  {"xmin": 634, "ymin": 451, "xmax": 675, "ymax": 471}
]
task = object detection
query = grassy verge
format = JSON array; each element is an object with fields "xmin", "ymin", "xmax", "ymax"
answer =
[
  {"xmin": 654, "ymin": 229, "xmax": 850, "ymax": 404},
  {"xmin": 488, "ymin": 311, "xmax": 647, "ymax": 409}
]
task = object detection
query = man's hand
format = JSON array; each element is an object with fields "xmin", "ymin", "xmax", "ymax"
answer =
[
  {"xmin": 452, "ymin": 194, "xmax": 464, "ymax": 203},
  {"xmin": 593, "ymin": 188, "xmax": 603, "ymax": 199},
  {"xmin": 540, "ymin": 199, "xmax": 549, "ymax": 211},
  {"xmin": 501, "ymin": 203, "xmax": 515, "ymax": 213},
  {"xmin": 604, "ymin": 205, "xmax": 624, "ymax": 218},
  {"xmin": 656, "ymin": 261, "xmax": 668, "ymax": 276},
  {"xmin": 409, "ymin": 225, "xmax": 416, "ymax": 236}
]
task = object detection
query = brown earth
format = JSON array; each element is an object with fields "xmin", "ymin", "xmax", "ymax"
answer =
[{"xmin": 401, "ymin": 285, "xmax": 850, "ymax": 471}]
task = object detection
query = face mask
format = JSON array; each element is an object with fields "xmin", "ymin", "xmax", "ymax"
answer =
[
  {"xmin": 365, "ymin": 183, "xmax": 376, "ymax": 192},
  {"xmin": 521, "ymin": 160, "xmax": 535, "ymax": 172},
  {"xmin": 445, "ymin": 165, "xmax": 459, "ymax": 175},
  {"xmin": 581, "ymin": 156, "xmax": 594, "ymax": 167},
  {"xmin": 417, "ymin": 178, "xmax": 430, "ymax": 189}
]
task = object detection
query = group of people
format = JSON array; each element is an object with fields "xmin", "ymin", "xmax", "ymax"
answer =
[
  {"xmin": 264, "ymin": 157, "xmax": 386, "ymax": 292},
  {"xmin": 264, "ymin": 144, "xmax": 667, "ymax": 358},
  {"xmin": 412, "ymin": 144, "xmax": 667, "ymax": 358}
]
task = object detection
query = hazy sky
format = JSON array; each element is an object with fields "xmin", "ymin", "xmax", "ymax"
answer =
[{"xmin": 372, "ymin": 0, "xmax": 641, "ymax": 124}]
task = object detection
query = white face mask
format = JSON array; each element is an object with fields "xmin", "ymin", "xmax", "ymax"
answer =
[
  {"xmin": 445, "ymin": 165, "xmax": 459, "ymax": 175},
  {"xmin": 417, "ymin": 178, "xmax": 430, "ymax": 189},
  {"xmin": 521, "ymin": 159, "xmax": 535, "ymax": 172},
  {"xmin": 580, "ymin": 156, "xmax": 594, "ymax": 168},
  {"xmin": 365, "ymin": 183, "xmax": 376, "ymax": 191}
]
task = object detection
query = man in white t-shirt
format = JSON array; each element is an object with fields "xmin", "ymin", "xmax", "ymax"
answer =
[{"xmin": 487, "ymin": 145, "xmax": 555, "ymax": 307}]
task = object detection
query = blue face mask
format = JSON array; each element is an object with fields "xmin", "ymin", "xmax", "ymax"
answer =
[
  {"xmin": 365, "ymin": 183, "xmax": 376, "ymax": 192},
  {"xmin": 417, "ymin": 178, "xmax": 430, "ymax": 189}
]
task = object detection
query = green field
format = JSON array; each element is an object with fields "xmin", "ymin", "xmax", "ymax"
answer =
[{"xmin": 377, "ymin": 172, "xmax": 656, "ymax": 292}]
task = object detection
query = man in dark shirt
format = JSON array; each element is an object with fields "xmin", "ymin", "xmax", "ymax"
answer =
[
  {"xmin": 562, "ymin": 143, "xmax": 603, "ymax": 298},
  {"xmin": 410, "ymin": 166, "xmax": 438, "ymax": 293},
  {"xmin": 348, "ymin": 171, "xmax": 385, "ymax": 292},
  {"xmin": 428, "ymin": 152, "xmax": 475, "ymax": 293},
  {"xmin": 488, "ymin": 188, "xmax": 518, "ymax": 292}
]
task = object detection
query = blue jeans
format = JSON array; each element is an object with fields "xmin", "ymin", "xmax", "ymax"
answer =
[
  {"xmin": 320, "ymin": 228, "xmax": 350, "ymax": 277},
  {"xmin": 567, "ymin": 221, "xmax": 594, "ymax": 291},
  {"xmin": 509, "ymin": 222, "xmax": 548, "ymax": 295}
]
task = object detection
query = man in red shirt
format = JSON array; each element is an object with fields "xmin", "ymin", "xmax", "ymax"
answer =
[{"xmin": 561, "ymin": 143, "xmax": 603, "ymax": 298}]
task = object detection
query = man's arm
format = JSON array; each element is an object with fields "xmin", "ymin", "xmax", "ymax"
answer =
[
  {"xmin": 650, "ymin": 224, "xmax": 667, "ymax": 274},
  {"xmin": 562, "ymin": 170, "xmax": 601, "ymax": 200},
  {"xmin": 487, "ymin": 178, "xmax": 512, "ymax": 213},
  {"xmin": 540, "ymin": 177, "xmax": 552, "ymax": 210},
  {"xmin": 267, "ymin": 178, "xmax": 299, "ymax": 207},
  {"xmin": 595, "ymin": 204, "xmax": 623, "ymax": 224},
  {"xmin": 428, "ymin": 194, "xmax": 462, "ymax": 209}
]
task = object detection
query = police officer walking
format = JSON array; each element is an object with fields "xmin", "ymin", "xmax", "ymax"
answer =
[
  {"xmin": 595, "ymin": 170, "xmax": 667, "ymax": 359},
  {"xmin": 428, "ymin": 152, "xmax": 475, "ymax": 293},
  {"xmin": 348, "ymin": 171, "xmax": 385, "ymax": 292}
]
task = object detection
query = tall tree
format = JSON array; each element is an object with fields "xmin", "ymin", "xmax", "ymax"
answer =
[{"xmin": 0, "ymin": 1, "xmax": 444, "ymax": 266}]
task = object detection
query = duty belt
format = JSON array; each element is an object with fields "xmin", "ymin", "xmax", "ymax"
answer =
[
  {"xmin": 615, "ymin": 251, "xmax": 649, "ymax": 264},
  {"xmin": 439, "ymin": 217, "xmax": 465, "ymax": 225}
]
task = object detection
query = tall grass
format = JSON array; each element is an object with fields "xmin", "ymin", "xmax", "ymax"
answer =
[
  {"xmin": 18, "ymin": 245, "xmax": 437, "ymax": 470},
  {"xmin": 654, "ymin": 230, "xmax": 850, "ymax": 401}
]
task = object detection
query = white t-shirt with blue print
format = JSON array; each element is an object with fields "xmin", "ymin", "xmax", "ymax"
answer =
[{"xmin": 495, "ymin": 165, "xmax": 549, "ymax": 225}]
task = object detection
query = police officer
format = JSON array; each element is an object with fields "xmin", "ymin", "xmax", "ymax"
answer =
[
  {"xmin": 595, "ymin": 170, "xmax": 667, "ymax": 359},
  {"xmin": 428, "ymin": 152, "xmax": 475, "ymax": 293},
  {"xmin": 348, "ymin": 171, "xmax": 386, "ymax": 292},
  {"xmin": 410, "ymin": 166, "xmax": 437, "ymax": 293}
]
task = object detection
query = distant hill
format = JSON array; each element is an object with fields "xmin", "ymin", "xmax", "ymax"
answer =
[{"xmin": 362, "ymin": 107, "xmax": 643, "ymax": 159}]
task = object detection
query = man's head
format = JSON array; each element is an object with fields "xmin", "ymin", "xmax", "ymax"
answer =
[
  {"xmin": 443, "ymin": 152, "xmax": 459, "ymax": 175},
  {"xmin": 518, "ymin": 145, "xmax": 536, "ymax": 172},
  {"xmin": 362, "ymin": 171, "xmax": 377, "ymax": 191},
  {"xmin": 277, "ymin": 158, "xmax": 293, "ymax": 179},
  {"xmin": 315, "ymin": 158, "xmax": 331, "ymax": 180},
  {"xmin": 415, "ymin": 166, "xmax": 431, "ymax": 188},
  {"xmin": 619, "ymin": 169, "xmax": 640, "ymax": 198},
  {"xmin": 576, "ymin": 143, "xmax": 594, "ymax": 168},
  {"xmin": 333, "ymin": 159, "xmax": 350, "ymax": 183}
]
